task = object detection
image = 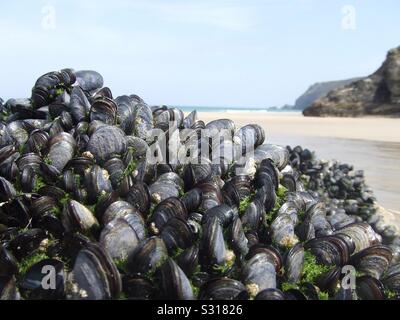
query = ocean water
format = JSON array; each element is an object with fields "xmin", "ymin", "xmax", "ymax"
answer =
[{"xmin": 177, "ymin": 106, "xmax": 297, "ymax": 113}]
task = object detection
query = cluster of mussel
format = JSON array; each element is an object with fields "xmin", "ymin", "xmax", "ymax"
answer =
[
  {"xmin": 286, "ymin": 146, "xmax": 400, "ymax": 260},
  {"xmin": 0, "ymin": 69, "xmax": 400, "ymax": 300}
]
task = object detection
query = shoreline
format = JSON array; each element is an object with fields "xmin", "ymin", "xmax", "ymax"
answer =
[{"xmin": 198, "ymin": 111, "xmax": 400, "ymax": 212}]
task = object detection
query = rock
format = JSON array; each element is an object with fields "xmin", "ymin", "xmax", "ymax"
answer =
[
  {"xmin": 303, "ymin": 46, "xmax": 400, "ymax": 117},
  {"xmin": 294, "ymin": 78, "xmax": 362, "ymax": 110}
]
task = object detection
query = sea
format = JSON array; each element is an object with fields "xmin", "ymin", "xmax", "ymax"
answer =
[{"xmin": 177, "ymin": 106, "xmax": 297, "ymax": 113}]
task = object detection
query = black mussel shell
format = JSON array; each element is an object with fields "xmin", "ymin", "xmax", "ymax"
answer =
[
  {"xmin": 123, "ymin": 276, "xmax": 155, "ymax": 300},
  {"xmin": 70, "ymin": 242, "xmax": 121, "ymax": 300},
  {"xmin": 151, "ymin": 197, "xmax": 188, "ymax": 233},
  {"xmin": 181, "ymin": 188, "xmax": 202, "ymax": 213},
  {"xmin": 0, "ymin": 275, "xmax": 20, "ymax": 300},
  {"xmin": 160, "ymin": 217, "xmax": 195, "ymax": 254},
  {"xmin": 127, "ymin": 237, "xmax": 168, "ymax": 276},
  {"xmin": 349, "ymin": 245, "xmax": 392, "ymax": 279},
  {"xmin": 229, "ymin": 217, "xmax": 249, "ymax": 258},
  {"xmin": 356, "ymin": 275, "xmax": 385, "ymax": 300},
  {"xmin": 202, "ymin": 204, "xmax": 236, "ymax": 228},
  {"xmin": 125, "ymin": 182, "xmax": 151, "ymax": 217},
  {"xmin": 198, "ymin": 278, "xmax": 248, "ymax": 300},
  {"xmin": 176, "ymin": 245, "xmax": 200, "ymax": 277},
  {"xmin": 284, "ymin": 243, "xmax": 304, "ymax": 284},
  {"xmin": 156, "ymin": 258, "xmax": 194, "ymax": 300},
  {"xmin": 255, "ymin": 288, "xmax": 286, "ymax": 300},
  {"xmin": 20, "ymin": 259, "xmax": 65, "ymax": 299},
  {"xmin": 8, "ymin": 228, "xmax": 47, "ymax": 260},
  {"xmin": 0, "ymin": 245, "xmax": 19, "ymax": 276}
]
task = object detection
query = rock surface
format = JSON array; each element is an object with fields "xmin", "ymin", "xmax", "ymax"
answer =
[
  {"xmin": 303, "ymin": 46, "xmax": 400, "ymax": 117},
  {"xmin": 295, "ymin": 78, "xmax": 362, "ymax": 110}
]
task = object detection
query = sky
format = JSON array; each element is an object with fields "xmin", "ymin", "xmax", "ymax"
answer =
[{"xmin": 0, "ymin": 0, "xmax": 399, "ymax": 107}]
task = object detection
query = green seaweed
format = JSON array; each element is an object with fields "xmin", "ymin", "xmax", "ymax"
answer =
[
  {"xmin": 113, "ymin": 258, "xmax": 128, "ymax": 274},
  {"xmin": 384, "ymin": 289, "xmax": 397, "ymax": 299},
  {"xmin": 43, "ymin": 156, "xmax": 52, "ymax": 165},
  {"xmin": 33, "ymin": 176, "xmax": 46, "ymax": 193},
  {"xmin": 281, "ymin": 282, "xmax": 299, "ymax": 291},
  {"xmin": 18, "ymin": 252, "xmax": 49, "ymax": 275},
  {"xmin": 301, "ymin": 251, "xmax": 332, "ymax": 284},
  {"xmin": 119, "ymin": 158, "xmax": 137, "ymax": 183},
  {"xmin": 239, "ymin": 196, "xmax": 251, "ymax": 215},
  {"xmin": 277, "ymin": 184, "xmax": 288, "ymax": 199},
  {"xmin": 117, "ymin": 292, "xmax": 128, "ymax": 300},
  {"xmin": 318, "ymin": 291, "xmax": 329, "ymax": 300}
]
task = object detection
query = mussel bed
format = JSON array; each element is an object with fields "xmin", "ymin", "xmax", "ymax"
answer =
[{"xmin": 0, "ymin": 69, "xmax": 399, "ymax": 300}]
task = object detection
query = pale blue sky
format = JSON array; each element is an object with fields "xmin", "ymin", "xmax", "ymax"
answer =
[{"xmin": 0, "ymin": 0, "xmax": 399, "ymax": 107}]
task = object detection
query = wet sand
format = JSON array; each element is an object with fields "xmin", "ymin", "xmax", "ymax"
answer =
[{"xmin": 200, "ymin": 112, "xmax": 400, "ymax": 212}]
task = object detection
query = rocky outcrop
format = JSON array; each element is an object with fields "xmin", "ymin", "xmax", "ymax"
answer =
[
  {"xmin": 294, "ymin": 78, "xmax": 362, "ymax": 110},
  {"xmin": 303, "ymin": 46, "xmax": 400, "ymax": 117}
]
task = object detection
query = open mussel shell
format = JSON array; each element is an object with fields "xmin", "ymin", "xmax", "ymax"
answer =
[
  {"xmin": 0, "ymin": 197, "xmax": 30, "ymax": 228},
  {"xmin": 127, "ymin": 237, "xmax": 168, "ymax": 275},
  {"xmin": 349, "ymin": 245, "xmax": 392, "ymax": 279},
  {"xmin": 198, "ymin": 278, "xmax": 248, "ymax": 300},
  {"xmin": 69, "ymin": 243, "xmax": 121, "ymax": 300},
  {"xmin": 8, "ymin": 228, "xmax": 47, "ymax": 260},
  {"xmin": 156, "ymin": 258, "xmax": 194, "ymax": 300},
  {"xmin": 20, "ymin": 259, "xmax": 65, "ymax": 299}
]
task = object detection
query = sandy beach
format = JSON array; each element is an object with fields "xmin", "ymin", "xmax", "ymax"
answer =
[
  {"xmin": 200, "ymin": 112, "xmax": 400, "ymax": 143},
  {"xmin": 199, "ymin": 112, "xmax": 400, "ymax": 216}
]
